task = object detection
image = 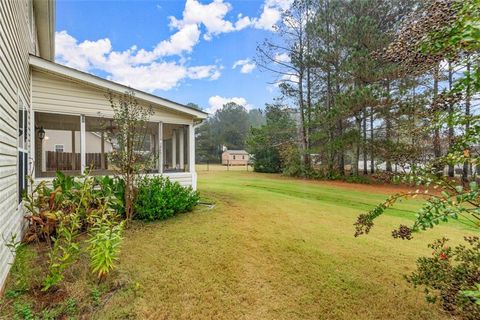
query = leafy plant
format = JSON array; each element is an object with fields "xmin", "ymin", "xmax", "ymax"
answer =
[
  {"xmin": 95, "ymin": 175, "xmax": 126, "ymax": 217},
  {"xmin": 91, "ymin": 287, "xmax": 101, "ymax": 306},
  {"xmin": 64, "ymin": 298, "xmax": 77, "ymax": 316},
  {"xmin": 22, "ymin": 178, "xmax": 60, "ymax": 245},
  {"xmin": 42, "ymin": 213, "xmax": 80, "ymax": 291},
  {"xmin": 406, "ymin": 237, "xmax": 480, "ymax": 319},
  {"xmin": 88, "ymin": 204, "xmax": 125, "ymax": 279},
  {"xmin": 463, "ymin": 284, "xmax": 480, "ymax": 305},
  {"xmin": 134, "ymin": 176, "xmax": 199, "ymax": 221},
  {"xmin": 22, "ymin": 171, "xmax": 125, "ymax": 291},
  {"xmin": 13, "ymin": 302, "xmax": 34, "ymax": 320}
]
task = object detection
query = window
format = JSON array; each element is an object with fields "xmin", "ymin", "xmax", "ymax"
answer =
[
  {"xmin": 18, "ymin": 99, "xmax": 28, "ymax": 203},
  {"xmin": 233, "ymin": 155, "xmax": 236, "ymax": 160},
  {"xmin": 54, "ymin": 144, "xmax": 64, "ymax": 153},
  {"xmin": 242, "ymin": 155, "xmax": 245, "ymax": 160}
]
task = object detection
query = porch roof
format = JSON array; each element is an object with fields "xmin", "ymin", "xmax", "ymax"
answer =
[{"xmin": 29, "ymin": 55, "xmax": 208, "ymax": 120}]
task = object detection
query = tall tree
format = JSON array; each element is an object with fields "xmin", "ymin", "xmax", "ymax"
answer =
[
  {"xmin": 247, "ymin": 104, "xmax": 297, "ymax": 173},
  {"xmin": 256, "ymin": 0, "xmax": 317, "ymax": 172}
]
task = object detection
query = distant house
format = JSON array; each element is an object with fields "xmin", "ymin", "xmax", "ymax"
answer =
[{"xmin": 222, "ymin": 150, "xmax": 250, "ymax": 166}]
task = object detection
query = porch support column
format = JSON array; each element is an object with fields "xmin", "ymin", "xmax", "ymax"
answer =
[
  {"xmin": 80, "ymin": 115, "xmax": 86, "ymax": 174},
  {"xmin": 189, "ymin": 123, "xmax": 196, "ymax": 190},
  {"xmin": 179, "ymin": 127, "xmax": 184, "ymax": 170},
  {"xmin": 172, "ymin": 129, "xmax": 177, "ymax": 169},
  {"xmin": 71, "ymin": 130, "xmax": 76, "ymax": 170},
  {"xmin": 100, "ymin": 132, "xmax": 105, "ymax": 170},
  {"xmin": 158, "ymin": 122, "xmax": 163, "ymax": 173}
]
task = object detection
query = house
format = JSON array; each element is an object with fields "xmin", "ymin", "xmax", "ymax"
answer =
[
  {"xmin": 221, "ymin": 150, "xmax": 250, "ymax": 166},
  {"xmin": 0, "ymin": 0, "xmax": 207, "ymax": 291}
]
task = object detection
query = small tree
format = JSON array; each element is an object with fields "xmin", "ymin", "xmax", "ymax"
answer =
[{"xmin": 106, "ymin": 90, "xmax": 154, "ymax": 221}]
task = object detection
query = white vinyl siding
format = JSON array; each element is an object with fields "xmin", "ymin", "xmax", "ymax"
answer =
[
  {"xmin": 162, "ymin": 172, "xmax": 192, "ymax": 187},
  {"xmin": 32, "ymin": 70, "xmax": 195, "ymax": 124},
  {"xmin": 0, "ymin": 0, "xmax": 36, "ymax": 289},
  {"xmin": 34, "ymin": 173, "xmax": 193, "ymax": 190}
]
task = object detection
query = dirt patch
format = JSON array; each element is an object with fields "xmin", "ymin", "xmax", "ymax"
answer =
[{"xmin": 257, "ymin": 173, "xmax": 419, "ymax": 195}]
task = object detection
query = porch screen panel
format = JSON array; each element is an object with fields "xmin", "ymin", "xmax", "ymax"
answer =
[
  {"xmin": 162, "ymin": 124, "xmax": 189, "ymax": 173},
  {"xmin": 35, "ymin": 113, "xmax": 81, "ymax": 178},
  {"xmin": 85, "ymin": 116, "xmax": 160, "ymax": 175},
  {"xmin": 85, "ymin": 116, "xmax": 115, "ymax": 174},
  {"xmin": 144, "ymin": 121, "xmax": 160, "ymax": 173}
]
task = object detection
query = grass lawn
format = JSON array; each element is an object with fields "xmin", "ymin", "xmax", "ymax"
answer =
[{"xmin": 94, "ymin": 167, "xmax": 475, "ymax": 319}]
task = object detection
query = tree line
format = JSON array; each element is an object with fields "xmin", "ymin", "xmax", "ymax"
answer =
[
  {"xmin": 245, "ymin": 0, "xmax": 479, "ymax": 181},
  {"xmin": 195, "ymin": 102, "xmax": 265, "ymax": 163}
]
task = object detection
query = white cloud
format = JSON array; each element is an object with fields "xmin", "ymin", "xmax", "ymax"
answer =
[
  {"xmin": 188, "ymin": 65, "xmax": 223, "ymax": 80},
  {"xmin": 277, "ymin": 73, "xmax": 299, "ymax": 86},
  {"xmin": 168, "ymin": 0, "xmax": 293, "ymax": 39},
  {"xmin": 253, "ymin": 0, "xmax": 293, "ymax": 30},
  {"xmin": 169, "ymin": 0, "xmax": 250, "ymax": 41},
  {"xmin": 207, "ymin": 95, "xmax": 253, "ymax": 114},
  {"xmin": 232, "ymin": 58, "xmax": 256, "ymax": 74},
  {"xmin": 235, "ymin": 15, "xmax": 253, "ymax": 31},
  {"xmin": 274, "ymin": 52, "xmax": 290, "ymax": 63},
  {"xmin": 55, "ymin": 31, "xmax": 111, "ymax": 71},
  {"xmin": 55, "ymin": 31, "xmax": 221, "ymax": 92},
  {"xmin": 54, "ymin": 0, "xmax": 294, "ymax": 92}
]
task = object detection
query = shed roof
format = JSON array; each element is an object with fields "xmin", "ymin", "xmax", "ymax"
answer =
[{"xmin": 223, "ymin": 150, "xmax": 249, "ymax": 155}]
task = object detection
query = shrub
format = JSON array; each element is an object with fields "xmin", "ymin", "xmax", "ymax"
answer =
[
  {"xmin": 406, "ymin": 237, "xmax": 480, "ymax": 320},
  {"xmin": 134, "ymin": 176, "xmax": 199, "ymax": 221},
  {"xmin": 344, "ymin": 174, "xmax": 372, "ymax": 184}
]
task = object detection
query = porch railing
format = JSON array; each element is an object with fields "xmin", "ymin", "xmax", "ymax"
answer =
[{"xmin": 45, "ymin": 151, "xmax": 108, "ymax": 171}]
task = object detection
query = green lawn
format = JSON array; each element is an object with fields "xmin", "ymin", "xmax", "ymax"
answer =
[{"xmin": 96, "ymin": 169, "xmax": 475, "ymax": 319}]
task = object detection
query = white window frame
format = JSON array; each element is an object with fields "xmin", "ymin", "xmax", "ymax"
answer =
[
  {"xmin": 18, "ymin": 96, "xmax": 29, "ymax": 204},
  {"xmin": 54, "ymin": 144, "xmax": 64, "ymax": 153}
]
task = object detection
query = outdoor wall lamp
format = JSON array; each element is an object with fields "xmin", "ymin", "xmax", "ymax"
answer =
[{"xmin": 36, "ymin": 126, "xmax": 45, "ymax": 140}]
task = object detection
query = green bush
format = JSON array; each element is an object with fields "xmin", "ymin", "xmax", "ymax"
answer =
[
  {"xmin": 134, "ymin": 176, "xmax": 200, "ymax": 221},
  {"xmin": 406, "ymin": 237, "xmax": 480, "ymax": 319}
]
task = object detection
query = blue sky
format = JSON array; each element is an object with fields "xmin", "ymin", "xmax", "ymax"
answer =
[{"xmin": 55, "ymin": 0, "xmax": 291, "ymax": 114}]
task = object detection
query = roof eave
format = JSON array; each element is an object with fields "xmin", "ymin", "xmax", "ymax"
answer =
[
  {"xmin": 29, "ymin": 55, "xmax": 208, "ymax": 120},
  {"xmin": 33, "ymin": 0, "xmax": 55, "ymax": 61}
]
